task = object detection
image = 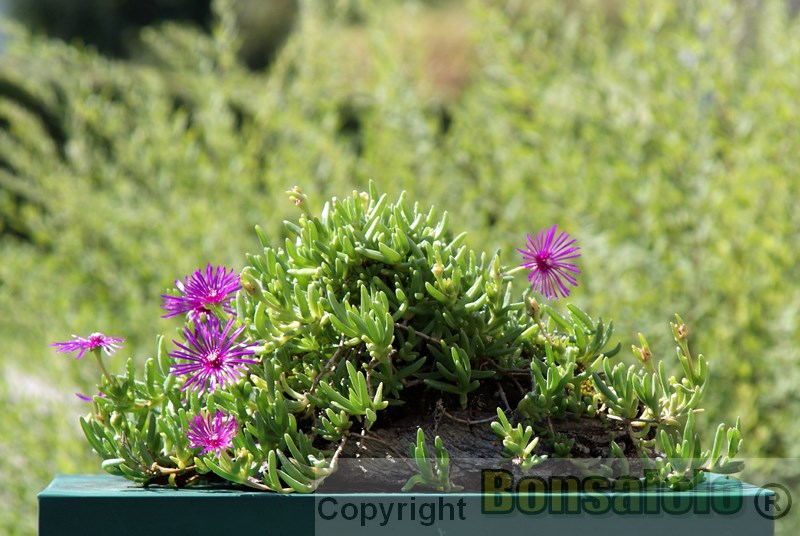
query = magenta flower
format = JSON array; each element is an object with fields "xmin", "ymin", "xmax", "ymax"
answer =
[
  {"xmin": 162, "ymin": 264, "xmax": 241, "ymax": 320},
  {"xmin": 518, "ymin": 225, "xmax": 581, "ymax": 299},
  {"xmin": 169, "ymin": 316, "xmax": 258, "ymax": 393},
  {"xmin": 75, "ymin": 392, "xmax": 105, "ymax": 402},
  {"xmin": 51, "ymin": 333, "xmax": 125, "ymax": 360},
  {"xmin": 187, "ymin": 411, "xmax": 238, "ymax": 455}
]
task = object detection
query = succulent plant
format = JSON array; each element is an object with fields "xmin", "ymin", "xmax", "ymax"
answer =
[{"xmin": 58, "ymin": 184, "xmax": 743, "ymax": 492}]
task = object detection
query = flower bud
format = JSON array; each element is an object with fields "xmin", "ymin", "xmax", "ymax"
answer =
[
  {"xmin": 240, "ymin": 269, "xmax": 261, "ymax": 296},
  {"xmin": 286, "ymin": 186, "xmax": 307, "ymax": 206},
  {"xmin": 526, "ymin": 297, "xmax": 541, "ymax": 322},
  {"xmin": 677, "ymin": 323, "xmax": 688, "ymax": 340},
  {"xmin": 633, "ymin": 344, "xmax": 651, "ymax": 363}
]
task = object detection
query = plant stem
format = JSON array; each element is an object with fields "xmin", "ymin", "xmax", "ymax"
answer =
[
  {"xmin": 93, "ymin": 348, "xmax": 114, "ymax": 385},
  {"xmin": 394, "ymin": 322, "xmax": 441, "ymax": 345}
]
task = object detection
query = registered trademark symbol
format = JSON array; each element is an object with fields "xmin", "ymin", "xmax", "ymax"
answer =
[{"xmin": 754, "ymin": 483, "xmax": 792, "ymax": 520}]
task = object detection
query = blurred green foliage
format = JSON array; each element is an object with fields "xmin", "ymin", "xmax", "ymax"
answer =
[{"xmin": 1, "ymin": 0, "xmax": 799, "ymax": 534}]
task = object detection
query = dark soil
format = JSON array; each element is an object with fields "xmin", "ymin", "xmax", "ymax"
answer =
[{"xmin": 320, "ymin": 383, "xmax": 647, "ymax": 493}]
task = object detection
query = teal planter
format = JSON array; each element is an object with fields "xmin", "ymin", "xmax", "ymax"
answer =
[{"xmin": 39, "ymin": 473, "xmax": 774, "ymax": 536}]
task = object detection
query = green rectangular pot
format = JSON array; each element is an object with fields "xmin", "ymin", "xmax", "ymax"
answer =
[{"xmin": 39, "ymin": 473, "xmax": 774, "ymax": 536}]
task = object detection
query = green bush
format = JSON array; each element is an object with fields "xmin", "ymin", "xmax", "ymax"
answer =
[{"xmin": 1, "ymin": 0, "xmax": 799, "ymax": 533}]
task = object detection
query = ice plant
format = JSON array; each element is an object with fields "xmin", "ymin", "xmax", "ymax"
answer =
[
  {"xmin": 69, "ymin": 186, "xmax": 744, "ymax": 493},
  {"xmin": 169, "ymin": 316, "xmax": 257, "ymax": 393},
  {"xmin": 51, "ymin": 332, "xmax": 124, "ymax": 384},
  {"xmin": 187, "ymin": 411, "xmax": 238, "ymax": 455},
  {"xmin": 518, "ymin": 225, "xmax": 581, "ymax": 299},
  {"xmin": 50, "ymin": 332, "xmax": 124, "ymax": 360},
  {"xmin": 161, "ymin": 264, "xmax": 240, "ymax": 320}
]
